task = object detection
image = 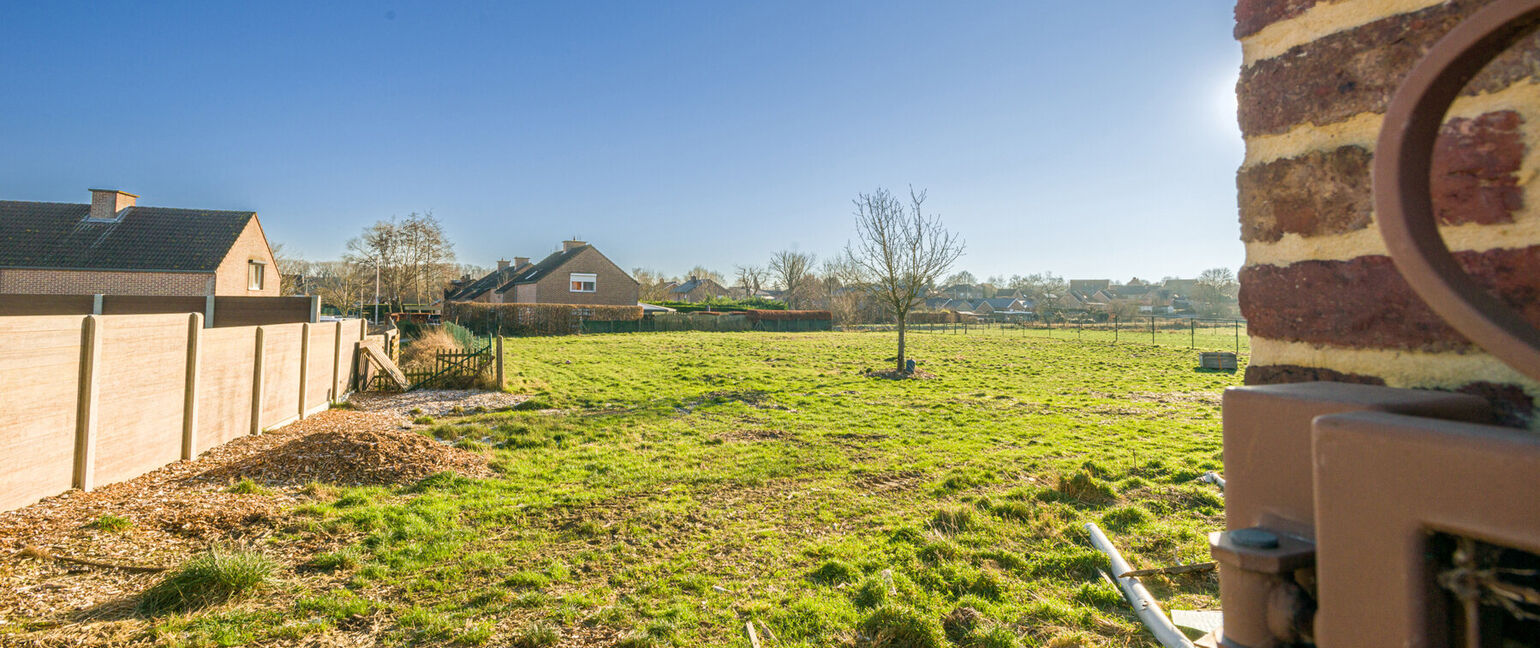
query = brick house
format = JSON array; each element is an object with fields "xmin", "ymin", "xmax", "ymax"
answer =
[
  {"xmin": 667, "ymin": 276, "xmax": 729, "ymax": 303},
  {"xmin": 443, "ymin": 257, "xmax": 532, "ymax": 303},
  {"xmin": 0, "ymin": 189, "xmax": 280, "ymax": 296},
  {"xmin": 446, "ymin": 240, "xmax": 638, "ymax": 306}
]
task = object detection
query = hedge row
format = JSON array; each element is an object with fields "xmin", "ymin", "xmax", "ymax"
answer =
[
  {"xmin": 745, "ymin": 309, "xmax": 832, "ymax": 321},
  {"xmin": 445, "ymin": 302, "xmax": 644, "ymax": 336},
  {"xmin": 908, "ymin": 311, "xmax": 969, "ymax": 324},
  {"xmin": 649, "ymin": 298, "xmax": 786, "ymax": 313}
]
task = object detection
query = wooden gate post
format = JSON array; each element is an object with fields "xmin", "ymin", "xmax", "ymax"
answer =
[
  {"xmin": 73, "ymin": 315, "xmax": 102, "ymax": 491},
  {"xmin": 182, "ymin": 313, "xmax": 202, "ymax": 460},
  {"xmin": 495, "ymin": 336, "xmax": 505, "ymax": 391}
]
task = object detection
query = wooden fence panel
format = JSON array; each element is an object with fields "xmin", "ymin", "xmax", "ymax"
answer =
[
  {"xmin": 92, "ymin": 314, "xmax": 188, "ymax": 486},
  {"xmin": 259, "ymin": 324, "xmax": 304, "ymax": 430},
  {"xmin": 197, "ymin": 326, "xmax": 257, "ymax": 451},
  {"xmin": 0, "ymin": 316, "xmax": 86, "ymax": 510},
  {"xmin": 101, "ymin": 295, "xmax": 207, "ymax": 316},
  {"xmin": 0, "ymin": 294, "xmax": 95, "ymax": 316},
  {"xmin": 213, "ymin": 296, "xmax": 312, "ymax": 327}
]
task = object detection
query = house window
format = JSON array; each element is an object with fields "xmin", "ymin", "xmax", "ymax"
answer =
[
  {"xmin": 569, "ymin": 272, "xmax": 596, "ymax": 293},
  {"xmin": 248, "ymin": 261, "xmax": 266, "ymax": 291}
]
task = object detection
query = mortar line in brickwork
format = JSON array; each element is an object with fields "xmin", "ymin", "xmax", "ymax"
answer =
[
  {"xmin": 1241, "ymin": 80, "xmax": 1540, "ymax": 168},
  {"xmin": 1243, "ymin": 216, "xmax": 1540, "ymax": 268},
  {"xmin": 1240, "ymin": 0, "xmax": 1447, "ymax": 66},
  {"xmin": 1248, "ymin": 336, "xmax": 1540, "ymax": 398}
]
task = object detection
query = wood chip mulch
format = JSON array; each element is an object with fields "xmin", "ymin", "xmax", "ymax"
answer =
[{"xmin": 0, "ymin": 402, "xmax": 494, "ymax": 641}]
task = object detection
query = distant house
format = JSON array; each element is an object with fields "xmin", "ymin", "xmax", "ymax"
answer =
[
  {"xmin": 1160, "ymin": 278, "xmax": 1200, "ymax": 298},
  {"xmin": 1068, "ymin": 279, "xmax": 1111, "ymax": 295},
  {"xmin": 0, "ymin": 189, "xmax": 280, "ymax": 296},
  {"xmin": 448, "ymin": 241, "xmax": 639, "ymax": 306},
  {"xmin": 939, "ymin": 283, "xmax": 986, "ymax": 300},
  {"xmin": 444, "ymin": 257, "xmax": 532, "ymax": 303},
  {"xmin": 495, "ymin": 240, "xmax": 638, "ymax": 306},
  {"xmin": 979, "ymin": 297, "xmax": 1030, "ymax": 316},
  {"xmin": 668, "ymin": 276, "xmax": 730, "ymax": 303}
]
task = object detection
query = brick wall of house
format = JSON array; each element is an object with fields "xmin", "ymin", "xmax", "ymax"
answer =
[
  {"xmin": 1235, "ymin": 0, "xmax": 1540, "ymax": 426},
  {"xmin": 212, "ymin": 217, "xmax": 280, "ymax": 296},
  {"xmin": 0, "ymin": 268, "xmax": 213, "ymax": 296},
  {"xmin": 527, "ymin": 247, "xmax": 639, "ymax": 306}
]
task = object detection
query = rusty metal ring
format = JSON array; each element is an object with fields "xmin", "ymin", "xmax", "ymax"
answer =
[{"xmin": 1375, "ymin": 0, "xmax": 1540, "ymax": 383}]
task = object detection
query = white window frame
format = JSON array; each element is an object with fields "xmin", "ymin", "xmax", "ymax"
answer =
[
  {"xmin": 569, "ymin": 272, "xmax": 597, "ymax": 293},
  {"xmin": 248, "ymin": 260, "xmax": 266, "ymax": 291}
]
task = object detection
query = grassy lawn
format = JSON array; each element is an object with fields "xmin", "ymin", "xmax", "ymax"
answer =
[{"xmin": 158, "ymin": 331, "xmax": 1240, "ymax": 647}]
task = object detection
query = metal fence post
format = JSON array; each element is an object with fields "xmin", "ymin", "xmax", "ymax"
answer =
[
  {"xmin": 1191, "ymin": 318, "xmax": 1196, "ymax": 349},
  {"xmin": 1113, "ymin": 316, "xmax": 1119, "ymax": 343}
]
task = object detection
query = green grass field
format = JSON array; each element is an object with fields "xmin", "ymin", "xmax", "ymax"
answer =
[{"xmin": 158, "ymin": 331, "xmax": 1242, "ymax": 647}]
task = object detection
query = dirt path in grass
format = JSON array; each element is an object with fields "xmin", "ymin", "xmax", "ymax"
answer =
[{"xmin": 0, "ymin": 392, "xmax": 498, "ymax": 643}]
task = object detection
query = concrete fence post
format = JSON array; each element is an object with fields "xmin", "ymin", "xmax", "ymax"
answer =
[
  {"xmin": 251, "ymin": 326, "xmax": 266, "ymax": 435},
  {"xmin": 204, "ymin": 295, "xmax": 216, "ymax": 328},
  {"xmin": 298, "ymin": 322, "xmax": 311, "ymax": 420},
  {"xmin": 91, "ymin": 294, "xmax": 103, "ymax": 315},
  {"xmin": 72, "ymin": 315, "xmax": 102, "ymax": 491},
  {"xmin": 331, "ymin": 320, "xmax": 343, "ymax": 402},
  {"xmin": 309, "ymin": 296, "xmax": 321, "ymax": 323},
  {"xmin": 182, "ymin": 313, "xmax": 203, "ymax": 460}
]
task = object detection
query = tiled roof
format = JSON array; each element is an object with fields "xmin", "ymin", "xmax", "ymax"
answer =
[
  {"xmin": 671, "ymin": 278, "xmax": 704, "ymax": 293},
  {"xmin": 447, "ymin": 264, "xmax": 524, "ymax": 301},
  {"xmin": 0, "ymin": 200, "xmax": 254, "ymax": 272},
  {"xmin": 506, "ymin": 245, "xmax": 588, "ymax": 287}
]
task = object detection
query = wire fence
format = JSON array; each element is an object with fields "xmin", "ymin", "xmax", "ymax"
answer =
[{"xmin": 847, "ymin": 316, "xmax": 1250, "ymax": 354}]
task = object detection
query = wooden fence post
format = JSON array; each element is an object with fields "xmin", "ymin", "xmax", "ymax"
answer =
[
  {"xmin": 298, "ymin": 322, "xmax": 311, "ymax": 420},
  {"xmin": 251, "ymin": 326, "xmax": 266, "ymax": 435},
  {"xmin": 73, "ymin": 315, "xmax": 102, "ymax": 491},
  {"xmin": 495, "ymin": 336, "xmax": 505, "ymax": 391},
  {"xmin": 182, "ymin": 313, "xmax": 202, "ymax": 460}
]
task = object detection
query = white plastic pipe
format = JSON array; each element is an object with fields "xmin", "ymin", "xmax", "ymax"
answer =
[{"xmin": 1085, "ymin": 523, "xmax": 1196, "ymax": 648}]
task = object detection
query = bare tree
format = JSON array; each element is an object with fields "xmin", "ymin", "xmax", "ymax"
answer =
[
  {"xmin": 632, "ymin": 267, "xmax": 674, "ymax": 302},
  {"xmin": 1014, "ymin": 272, "xmax": 1067, "ymax": 316},
  {"xmin": 342, "ymin": 213, "xmax": 456, "ymax": 310},
  {"xmin": 842, "ymin": 187, "xmax": 964, "ymax": 374},
  {"xmin": 270, "ymin": 244, "xmax": 313, "ymax": 296},
  {"xmin": 733, "ymin": 265, "xmax": 768, "ymax": 298},
  {"xmin": 941, "ymin": 270, "xmax": 976, "ymax": 288},
  {"xmin": 685, "ymin": 265, "xmax": 725, "ymax": 284},
  {"xmin": 768, "ymin": 250, "xmax": 816, "ymax": 308}
]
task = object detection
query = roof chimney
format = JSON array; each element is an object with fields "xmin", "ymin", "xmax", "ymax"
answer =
[
  {"xmin": 497, "ymin": 259, "xmax": 511, "ymax": 271},
  {"xmin": 88, "ymin": 189, "xmax": 137, "ymax": 221},
  {"xmin": 563, "ymin": 239, "xmax": 587, "ymax": 252},
  {"xmin": 514, "ymin": 256, "xmax": 530, "ymax": 268}
]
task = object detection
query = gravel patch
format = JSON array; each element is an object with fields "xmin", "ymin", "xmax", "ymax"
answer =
[{"xmin": 347, "ymin": 389, "xmax": 527, "ymax": 419}]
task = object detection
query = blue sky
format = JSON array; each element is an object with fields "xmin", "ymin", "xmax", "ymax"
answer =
[{"xmin": 0, "ymin": 2, "xmax": 1243, "ymax": 281}]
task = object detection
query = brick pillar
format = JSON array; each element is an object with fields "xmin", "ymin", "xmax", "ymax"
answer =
[{"xmin": 1234, "ymin": 0, "xmax": 1540, "ymax": 427}]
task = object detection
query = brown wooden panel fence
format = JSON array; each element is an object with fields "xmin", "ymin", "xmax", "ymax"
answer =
[{"xmin": 0, "ymin": 293, "xmax": 319, "ymax": 327}]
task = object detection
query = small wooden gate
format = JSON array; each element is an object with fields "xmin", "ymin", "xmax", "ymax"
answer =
[{"xmin": 403, "ymin": 342, "xmax": 493, "ymax": 390}]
